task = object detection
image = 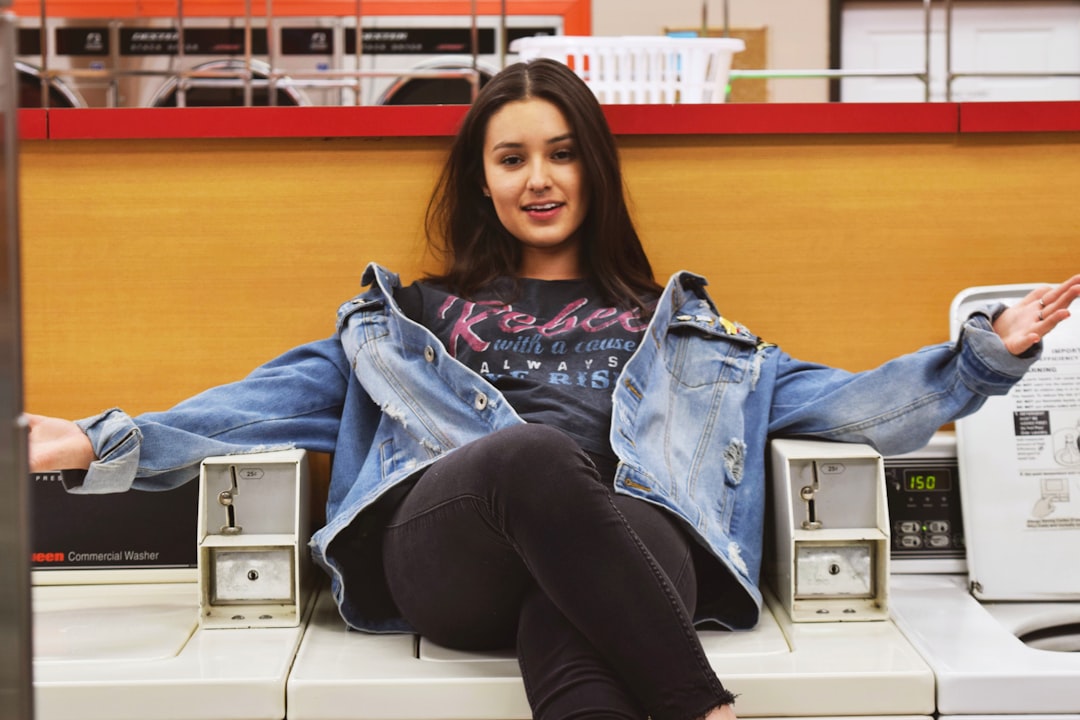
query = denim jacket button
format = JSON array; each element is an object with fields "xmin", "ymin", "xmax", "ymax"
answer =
[
  {"xmin": 473, "ymin": 392, "xmax": 488, "ymax": 411},
  {"xmin": 423, "ymin": 346, "xmax": 436, "ymax": 363}
]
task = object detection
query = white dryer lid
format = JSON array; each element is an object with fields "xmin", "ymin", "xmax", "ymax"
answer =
[{"xmin": 951, "ymin": 284, "xmax": 1080, "ymax": 601}]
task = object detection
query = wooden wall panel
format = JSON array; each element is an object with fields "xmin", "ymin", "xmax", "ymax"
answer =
[
  {"xmin": 19, "ymin": 132, "xmax": 1080, "ymax": 421},
  {"xmin": 20, "ymin": 138, "xmax": 447, "ymax": 417},
  {"xmin": 619, "ymin": 134, "xmax": 1079, "ymax": 372}
]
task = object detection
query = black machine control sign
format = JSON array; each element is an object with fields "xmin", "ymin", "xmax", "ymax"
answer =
[
  {"xmin": 332, "ymin": 26, "xmax": 557, "ymax": 56},
  {"xmin": 30, "ymin": 471, "xmax": 197, "ymax": 570},
  {"xmin": 119, "ymin": 27, "xmax": 269, "ymax": 56}
]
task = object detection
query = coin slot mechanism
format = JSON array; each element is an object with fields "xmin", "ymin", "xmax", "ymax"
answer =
[
  {"xmin": 197, "ymin": 449, "xmax": 310, "ymax": 628},
  {"xmin": 768, "ymin": 439, "xmax": 890, "ymax": 622}
]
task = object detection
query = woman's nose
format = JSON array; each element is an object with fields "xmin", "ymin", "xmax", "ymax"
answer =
[{"xmin": 526, "ymin": 162, "xmax": 551, "ymax": 193}]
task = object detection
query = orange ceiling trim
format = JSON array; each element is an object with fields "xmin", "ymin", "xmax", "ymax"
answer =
[{"xmin": 11, "ymin": 0, "xmax": 589, "ymax": 34}]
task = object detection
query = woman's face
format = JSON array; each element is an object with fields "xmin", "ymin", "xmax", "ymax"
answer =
[{"xmin": 482, "ymin": 97, "xmax": 589, "ymax": 279}]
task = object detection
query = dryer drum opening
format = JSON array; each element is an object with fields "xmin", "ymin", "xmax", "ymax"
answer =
[
  {"xmin": 377, "ymin": 58, "xmax": 495, "ymax": 106},
  {"xmin": 1018, "ymin": 621, "xmax": 1080, "ymax": 652},
  {"xmin": 16, "ymin": 61, "xmax": 86, "ymax": 108},
  {"xmin": 148, "ymin": 58, "xmax": 309, "ymax": 107}
]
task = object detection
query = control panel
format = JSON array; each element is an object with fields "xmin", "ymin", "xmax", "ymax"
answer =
[
  {"xmin": 884, "ymin": 455, "xmax": 964, "ymax": 559},
  {"xmin": 884, "ymin": 432, "xmax": 965, "ymax": 574},
  {"xmin": 30, "ymin": 469, "xmax": 197, "ymax": 583}
]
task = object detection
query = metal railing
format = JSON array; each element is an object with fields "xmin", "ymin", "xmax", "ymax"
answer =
[
  {"xmin": 23, "ymin": 0, "xmax": 494, "ymax": 107},
  {"xmin": 725, "ymin": 0, "xmax": 933, "ymax": 102},
  {"xmin": 711, "ymin": 0, "xmax": 1080, "ymax": 103},
  {"xmin": 20, "ymin": 0, "xmax": 1080, "ymax": 107},
  {"xmin": 259, "ymin": 0, "xmax": 492, "ymax": 107}
]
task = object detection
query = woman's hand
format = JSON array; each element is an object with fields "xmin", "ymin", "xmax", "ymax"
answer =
[
  {"xmin": 25, "ymin": 413, "xmax": 96, "ymax": 472},
  {"xmin": 992, "ymin": 275, "xmax": 1080, "ymax": 356}
]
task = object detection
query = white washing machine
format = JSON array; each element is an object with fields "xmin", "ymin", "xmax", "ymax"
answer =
[
  {"xmin": 287, "ymin": 440, "xmax": 937, "ymax": 720},
  {"xmin": 13, "ymin": 7, "xmax": 311, "ymax": 108},
  {"xmin": 33, "ymin": 580, "xmax": 312, "ymax": 720},
  {"xmin": 13, "ymin": 5, "xmax": 564, "ymax": 107},
  {"xmin": 13, "ymin": 59, "xmax": 86, "ymax": 107},
  {"xmin": 272, "ymin": 12, "xmax": 562, "ymax": 106},
  {"xmin": 887, "ymin": 284, "xmax": 1080, "ymax": 720},
  {"xmin": 355, "ymin": 14, "xmax": 561, "ymax": 106},
  {"xmin": 31, "ymin": 450, "xmax": 314, "ymax": 720},
  {"xmin": 112, "ymin": 15, "xmax": 310, "ymax": 108},
  {"xmin": 14, "ymin": 14, "xmax": 97, "ymax": 107}
]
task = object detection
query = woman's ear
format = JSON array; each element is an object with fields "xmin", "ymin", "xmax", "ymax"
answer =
[{"xmin": 482, "ymin": 186, "xmax": 491, "ymax": 198}]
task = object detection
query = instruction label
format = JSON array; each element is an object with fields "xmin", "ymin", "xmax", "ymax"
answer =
[{"xmin": 1009, "ymin": 345, "xmax": 1080, "ymax": 529}]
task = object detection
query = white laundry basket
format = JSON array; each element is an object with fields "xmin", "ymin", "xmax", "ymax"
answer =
[{"xmin": 509, "ymin": 35, "xmax": 745, "ymax": 104}]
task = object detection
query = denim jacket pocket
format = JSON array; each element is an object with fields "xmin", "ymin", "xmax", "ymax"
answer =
[{"xmin": 663, "ymin": 319, "xmax": 759, "ymax": 388}]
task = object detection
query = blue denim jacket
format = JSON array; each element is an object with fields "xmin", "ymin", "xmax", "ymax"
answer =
[{"xmin": 73, "ymin": 263, "xmax": 1035, "ymax": 631}]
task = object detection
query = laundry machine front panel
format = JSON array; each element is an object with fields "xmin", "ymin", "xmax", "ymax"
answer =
[
  {"xmin": 888, "ymin": 432, "xmax": 1080, "ymax": 718},
  {"xmin": 15, "ymin": 16, "xmax": 103, "ymax": 107},
  {"xmin": 273, "ymin": 13, "xmax": 562, "ymax": 106},
  {"xmin": 109, "ymin": 16, "xmax": 314, "ymax": 108},
  {"xmin": 359, "ymin": 15, "xmax": 561, "ymax": 106},
  {"xmin": 270, "ymin": 15, "xmax": 345, "ymax": 105},
  {"xmin": 17, "ymin": 12, "xmax": 314, "ymax": 107},
  {"xmin": 16, "ymin": 4, "xmax": 571, "ymax": 107},
  {"xmin": 30, "ymin": 469, "xmax": 198, "ymax": 588},
  {"xmin": 287, "ymin": 585, "xmax": 934, "ymax": 719},
  {"xmin": 30, "ymin": 451, "xmax": 318, "ymax": 720}
]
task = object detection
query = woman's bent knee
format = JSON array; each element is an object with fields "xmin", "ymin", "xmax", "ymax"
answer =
[{"xmin": 484, "ymin": 425, "xmax": 606, "ymax": 504}]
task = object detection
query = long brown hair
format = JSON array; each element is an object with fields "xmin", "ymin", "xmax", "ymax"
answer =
[{"xmin": 424, "ymin": 58, "xmax": 661, "ymax": 312}]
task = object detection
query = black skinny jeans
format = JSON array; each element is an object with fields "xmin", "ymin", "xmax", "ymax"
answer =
[{"xmin": 382, "ymin": 424, "xmax": 736, "ymax": 720}]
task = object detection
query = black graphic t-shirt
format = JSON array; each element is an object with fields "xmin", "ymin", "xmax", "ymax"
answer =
[{"xmin": 396, "ymin": 277, "xmax": 651, "ymax": 458}]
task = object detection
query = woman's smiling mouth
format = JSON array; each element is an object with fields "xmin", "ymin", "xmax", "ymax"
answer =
[{"xmin": 523, "ymin": 201, "xmax": 565, "ymax": 218}]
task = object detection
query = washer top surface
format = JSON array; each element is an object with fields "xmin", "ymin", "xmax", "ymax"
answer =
[
  {"xmin": 33, "ymin": 581, "xmax": 310, "ymax": 720},
  {"xmin": 33, "ymin": 582, "xmax": 197, "ymax": 662},
  {"xmin": 890, "ymin": 573, "xmax": 1080, "ymax": 716},
  {"xmin": 287, "ymin": 585, "xmax": 934, "ymax": 720}
]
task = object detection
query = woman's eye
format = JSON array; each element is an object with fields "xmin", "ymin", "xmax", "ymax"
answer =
[
  {"xmin": 552, "ymin": 148, "xmax": 575, "ymax": 161},
  {"xmin": 499, "ymin": 155, "xmax": 523, "ymax": 166}
]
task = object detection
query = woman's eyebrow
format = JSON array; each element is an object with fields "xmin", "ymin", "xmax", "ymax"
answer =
[{"xmin": 490, "ymin": 134, "xmax": 575, "ymax": 152}]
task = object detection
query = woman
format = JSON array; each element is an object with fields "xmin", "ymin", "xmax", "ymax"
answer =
[{"xmin": 28, "ymin": 59, "xmax": 1079, "ymax": 720}]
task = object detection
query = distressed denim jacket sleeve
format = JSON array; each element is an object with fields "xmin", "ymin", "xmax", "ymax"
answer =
[
  {"xmin": 71, "ymin": 337, "xmax": 351, "ymax": 494},
  {"xmin": 766, "ymin": 305, "xmax": 1038, "ymax": 456}
]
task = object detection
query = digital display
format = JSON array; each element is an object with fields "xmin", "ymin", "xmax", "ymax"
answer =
[{"xmin": 903, "ymin": 468, "xmax": 953, "ymax": 492}]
